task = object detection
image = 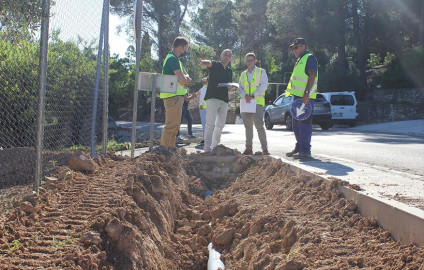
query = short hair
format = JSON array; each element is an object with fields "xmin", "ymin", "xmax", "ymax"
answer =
[
  {"xmin": 173, "ymin": 36, "xmax": 190, "ymax": 48},
  {"xmin": 221, "ymin": 49, "xmax": 232, "ymax": 56},
  {"xmin": 245, "ymin": 52, "xmax": 256, "ymax": 60}
]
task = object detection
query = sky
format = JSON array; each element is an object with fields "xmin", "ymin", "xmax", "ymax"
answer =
[{"xmin": 49, "ymin": 0, "xmax": 131, "ymax": 57}]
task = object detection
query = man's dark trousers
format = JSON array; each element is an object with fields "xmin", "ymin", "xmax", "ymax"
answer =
[
  {"xmin": 178, "ymin": 105, "xmax": 193, "ymax": 136},
  {"xmin": 292, "ymin": 96, "xmax": 315, "ymax": 154}
]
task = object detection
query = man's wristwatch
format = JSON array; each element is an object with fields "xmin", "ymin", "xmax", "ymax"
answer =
[{"xmin": 304, "ymin": 90, "xmax": 310, "ymax": 94}]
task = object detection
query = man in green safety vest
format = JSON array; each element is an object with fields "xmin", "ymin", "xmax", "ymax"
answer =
[
  {"xmin": 238, "ymin": 52, "xmax": 269, "ymax": 155},
  {"xmin": 285, "ymin": 38, "xmax": 319, "ymax": 160},
  {"xmin": 159, "ymin": 36, "xmax": 192, "ymax": 149}
]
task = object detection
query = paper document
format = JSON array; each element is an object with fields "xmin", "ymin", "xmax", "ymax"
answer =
[
  {"xmin": 217, "ymin": 82, "xmax": 239, "ymax": 88},
  {"xmin": 240, "ymin": 98, "xmax": 257, "ymax": 113}
]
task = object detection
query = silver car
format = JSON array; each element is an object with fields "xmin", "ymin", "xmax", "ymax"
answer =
[{"xmin": 264, "ymin": 93, "xmax": 333, "ymax": 130}]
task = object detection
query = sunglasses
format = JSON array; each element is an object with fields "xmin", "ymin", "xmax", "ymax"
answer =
[{"xmin": 292, "ymin": 45, "xmax": 303, "ymax": 50}]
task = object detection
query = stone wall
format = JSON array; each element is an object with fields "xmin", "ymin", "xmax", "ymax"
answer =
[{"xmin": 357, "ymin": 88, "xmax": 424, "ymax": 123}]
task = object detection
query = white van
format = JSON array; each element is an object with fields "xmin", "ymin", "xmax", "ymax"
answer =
[{"xmin": 321, "ymin": 92, "xmax": 358, "ymax": 127}]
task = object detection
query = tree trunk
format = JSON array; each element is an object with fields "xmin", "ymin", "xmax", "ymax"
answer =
[
  {"xmin": 175, "ymin": 1, "xmax": 181, "ymax": 37},
  {"xmin": 352, "ymin": 0, "xmax": 367, "ymax": 93},
  {"xmin": 158, "ymin": 17, "xmax": 164, "ymax": 71},
  {"xmin": 419, "ymin": 0, "xmax": 424, "ymax": 46},
  {"xmin": 336, "ymin": 1, "xmax": 347, "ymax": 87}
]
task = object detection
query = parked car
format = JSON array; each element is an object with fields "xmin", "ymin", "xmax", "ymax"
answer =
[
  {"xmin": 264, "ymin": 93, "xmax": 333, "ymax": 130},
  {"xmin": 321, "ymin": 91, "xmax": 358, "ymax": 127}
]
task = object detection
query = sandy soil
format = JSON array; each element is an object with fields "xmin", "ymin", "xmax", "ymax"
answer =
[{"xmin": 0, "ymin": 147, "xmax": 423, "ymax": 269}]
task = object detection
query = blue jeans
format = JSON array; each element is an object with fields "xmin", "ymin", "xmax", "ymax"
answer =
[{"xmin": 292, "ymin": 96, "xmax": 315, "ymax": 154}]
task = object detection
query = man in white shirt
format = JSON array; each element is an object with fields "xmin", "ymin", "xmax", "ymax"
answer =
[
  {"xmin": 238, "ymin": 52, "xmax": 269, "ymax": 155},
  {"xmin": 198, "ymin": 77, "xmax": 208, "ymax": 144}
]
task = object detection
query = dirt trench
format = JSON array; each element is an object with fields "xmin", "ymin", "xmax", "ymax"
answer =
[{"xmin": 0, "ymin": 146, "xmax": 423, "ymax": 270}]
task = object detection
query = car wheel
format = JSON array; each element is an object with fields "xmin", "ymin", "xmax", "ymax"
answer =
[
  {"xmin": 265, "ymin": 114, "xmax": 273, "ymax": 130},
  {"xmin": 285, "ymin": 114, "xmax": 293, "ymax": 130},
  {"xmin": 349, "ymin": 122, "xmax": 356, "ymax": 127},
  {"xmin": 320, "ymin": 123, "xmax": 331, "ymax": 130}
]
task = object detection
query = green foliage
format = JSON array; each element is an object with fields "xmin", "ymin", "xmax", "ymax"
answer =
[
  {"xmin": 0, "ymin": 35, "xmax": 39, "ymax": 146},
  {"xmin": 263, "ymin": 54, "xmax": 278, "ymax": 76},
  {"xmin": 0, "ymin": 0, "xmax": 47, "ymax": 41},
  {"xmin": 318, "ymin": 52, "xmax": 360, "ymax": 92},
  {"xmin": 380, "ymin": 46, "xmax": 424, "ymax": 89},
  {"xmin": 191, "ymin": 0, "xmax": 238, "ymax": 54},
  {"xmin": 182, "ymin": 44, "xmax": 215, "ymax": 90},
  {"xmin": 367, "ymin": 53, "xmax": 382, "ymax": 67},
  {"xmin": 104, "ymin": 139, "xmax": 130, "ymax": 151}
]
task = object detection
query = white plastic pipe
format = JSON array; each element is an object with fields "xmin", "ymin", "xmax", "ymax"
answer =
[{"xmin": 207, "ymin": 242, "xmax": 225, "ymax": 270}]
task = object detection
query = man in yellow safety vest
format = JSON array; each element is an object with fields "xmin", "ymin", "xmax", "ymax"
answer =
[
  {"xmin": 285, "ymin": 38, "xmax": 319, "ymax": 160},
  {"xmin": 159, "ymin": 36, "xmax": 192, "ymax": 149},
  {"xmin": 238, "ymin": 52, "xmax": 269, "ymax": 155}
]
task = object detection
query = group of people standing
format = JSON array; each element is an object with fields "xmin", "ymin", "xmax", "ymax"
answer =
[{"xmin": 159, "ymin": 36, "xmax": 318, "ymax": 160}]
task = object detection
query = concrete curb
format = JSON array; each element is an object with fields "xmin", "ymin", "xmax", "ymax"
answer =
[{"xmin": 188, "ymin": 154, "xmax": 424, "ymax": 246}]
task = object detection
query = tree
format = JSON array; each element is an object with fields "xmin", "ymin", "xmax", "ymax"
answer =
[
  {"xmin": 232, "ymin": 0, "xmax": 272, "ymax": 64},
  {"xmin": 191, "ymin": 0, "xmax": 238, "ymax": 55},
  {"xmin": 0, "ymin": 0, "xmax": 45, "ymax": 41},
  {"xmin": 110, "ymin": 0, "xmax": 191, "ymax": 70}
]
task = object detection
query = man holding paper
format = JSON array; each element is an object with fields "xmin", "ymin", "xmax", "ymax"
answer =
[{"xmin": 238, "ymin": 52, "xmax": 269, "ymax": 155}]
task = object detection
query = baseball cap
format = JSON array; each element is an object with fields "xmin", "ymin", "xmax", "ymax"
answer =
[{"xmin": 289, "ymin": 38, "xmax": 306, "ymax": 48}]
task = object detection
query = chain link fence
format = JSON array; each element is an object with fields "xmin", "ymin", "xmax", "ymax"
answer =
[{"xmin": 0, "ymin": 0, "xmax": 109, "ymax": 189}]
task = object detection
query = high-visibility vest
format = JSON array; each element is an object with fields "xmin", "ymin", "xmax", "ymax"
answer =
[
  {"xmin": 286, "ymin": 53, "xmax": 318, "ymax": 99},
  {"xmin": 240, "ymin": 67, "xmax": 265, "ymax": 106},
  {"xmin": 159, "ymin": 53, "xmax": 188, "ymax": 99}
]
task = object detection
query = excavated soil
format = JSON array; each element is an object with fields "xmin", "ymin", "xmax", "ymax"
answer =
[{"xmin": 0, "ymin": 146, "xmax": 423, "ymax": 270}]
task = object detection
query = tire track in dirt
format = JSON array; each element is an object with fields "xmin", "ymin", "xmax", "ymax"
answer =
[{"xmin": 0, "ymin": 164, "xmax": 121, "ymax": 269}]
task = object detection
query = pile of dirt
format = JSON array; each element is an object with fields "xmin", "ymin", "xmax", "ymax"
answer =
[
  {"xmin": 0, "ymin": 147, "xmax": 423, "ymax": 270},
  {"xmin": 204, "ymin": 158, "xmax": 424, "ymax": 269},
  {"xmin": 0, "ymin": 149, "xmax": 210, "ymax": 269}
]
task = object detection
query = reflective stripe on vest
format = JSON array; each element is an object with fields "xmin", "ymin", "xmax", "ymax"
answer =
[
  {"xmin": 159, "ymin": 53, "xmax": 188, "ymax": 99},
  {"xmin": 240, "ymin": 67, "xmax": 265, "ymax": 106},
  {"xmin": 286, "ymin": 53, "xmax": 318, "ymax": 99}
]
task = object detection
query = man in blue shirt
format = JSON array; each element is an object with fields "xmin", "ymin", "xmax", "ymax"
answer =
[{"xmin": 286, "ymin": 38, "xmax": 318, "ymax": 159}]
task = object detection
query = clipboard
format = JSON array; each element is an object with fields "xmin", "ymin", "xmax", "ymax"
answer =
[
  {"xmin": 217, "ymin": 83, "xmax": 240, "ymax": 88},
  {"xmin": 240, "ymin": 98, "xmax": 257, "ymax": 113}
]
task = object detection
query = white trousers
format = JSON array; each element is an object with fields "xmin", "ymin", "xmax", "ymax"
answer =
[{"xmin": 203, "ymin": 99, "xmax": 228, "ymax": 152}]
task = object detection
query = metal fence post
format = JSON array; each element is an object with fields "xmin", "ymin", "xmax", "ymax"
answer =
[
  {"xmin": 90, "ymin": 0, "xmax": 108, "ymax": 158},
  {"xmin": 149, "ymin": 74, "xmax": 157, "ymax": 151},
  {"xmin": 35, "ymin": 0, "xmax": 50, "ymax": 195},
  {"xmin": 102, "ymin": 0, "xmax": 110, "ymax": 155},
  {"xmin": 131, "ymin": 0, "xmax": 144, "ymax": 158}
]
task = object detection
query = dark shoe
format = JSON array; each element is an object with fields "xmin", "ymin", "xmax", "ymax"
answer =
[
  {"xmin": 242, "ymin": 149, "xmax": 253, "ymax": 155},
  {"xmin": 292, "ymin": 152, "xmax": 311, "ymax": 159},
  {"xmin": 187, "ymin": 135, "xmax": 196, "ymax": 139},
  {"xmin": 286, "ymin": 149, "xmax": 298, "ymax": 157},
  {"xmin": 262, "ymin": 149, "xmax": 270, "ymax": 155},
  {"xmin": 199, "ymin": 140, "xmax": 204, "ymax": 144}
]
